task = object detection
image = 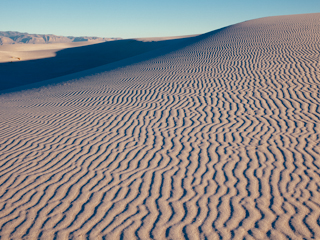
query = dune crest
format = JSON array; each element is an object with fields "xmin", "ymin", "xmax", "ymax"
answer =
[
  {"xmin": 0, "ymin": 13, "xmax": 320, "ymax": 239},
  {"xmin": 0, "ymin": 36, "xmax": 196, "ymax": 91}
]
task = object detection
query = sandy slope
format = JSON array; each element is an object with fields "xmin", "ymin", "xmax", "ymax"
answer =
[
  {"xmin": 1, "ymin": 13, "xmax": 320, "ymax": 240},
  {"xmin": 0, "ymin": 35, "xmax": 196, "ymax": 63},
  {"xmin": 0, "ymin": 41, "xmax": 109, "ymax": 63},
  {"xmin": 0, "ymin": 36, "xmax": 196, "ymax": 91}
]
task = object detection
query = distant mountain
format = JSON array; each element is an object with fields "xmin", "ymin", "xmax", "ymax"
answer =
[{"xmin": 0, "ymin": 31, "xmax": 119, "ymax": 45}]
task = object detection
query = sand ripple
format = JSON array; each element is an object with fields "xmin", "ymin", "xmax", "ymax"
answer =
[{"xmin": 1, "ymin": 13, "xmax": 320, "ymax": 239}]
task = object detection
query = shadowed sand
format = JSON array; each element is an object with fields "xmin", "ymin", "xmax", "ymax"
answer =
[
  {"xmin": 0, "ymin": 36, "xmax": 197, "ymax": 91},
  {"xmin": 1, "ymin": 13, "xmax": 320, "ymax": 240}
]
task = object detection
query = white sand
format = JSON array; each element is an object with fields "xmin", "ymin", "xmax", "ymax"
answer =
[
  {"xmin": 0, "ymin": 36, "xmax": 195, "ymax": 91},
  {"xmin": 0, "ymin": 41, "xmax": 107, "ymax": 63},
  {"xmin": 0, "ymin": 36, "xmax": 193, "ymax": 63},
  {"xmin": 0, "ymin": 13, "xmax": 320, "ymax": 240}
]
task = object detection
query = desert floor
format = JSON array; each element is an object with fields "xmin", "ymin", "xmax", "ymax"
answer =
[{"xmin": 0, "ymin": 13, "xmax": 320, "ymax": 240}]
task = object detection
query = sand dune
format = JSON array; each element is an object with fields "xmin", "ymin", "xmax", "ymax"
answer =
[
  {"xmin": 0, "ymin": 42, "xmax": 110, "ymax": 63},
  {"xmin": 0, "ymin": 36, "xmax": 196, "ymax": 91},
  {"xmin": 1, "ymin": 13, "xmax": 320, "ymax": 239}
]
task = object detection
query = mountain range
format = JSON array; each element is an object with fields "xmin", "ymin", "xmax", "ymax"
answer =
[{"xmin": 0, "ymin": 31, "xmax": 118, "ymax": 44}]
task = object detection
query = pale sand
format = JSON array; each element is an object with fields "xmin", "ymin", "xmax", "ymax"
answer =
[
  {"xmin": 0, "ymin": 36, "xmax": 196, "ymax": 91},
  {"xmin": 0, "ymin": 41, "xmax": 108, "ymax": 63},
  {"xmin": 0, "ymin": 13, "xmax": 320, "ymax": 240},
  {"xmin": 0, "ymin": 36, "xmax": 195, "ymax": 63}
]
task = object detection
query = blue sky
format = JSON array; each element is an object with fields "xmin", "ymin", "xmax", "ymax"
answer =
[{"xmin": 1, "ymin": 0, "xmax": 319, "ymax": 38}]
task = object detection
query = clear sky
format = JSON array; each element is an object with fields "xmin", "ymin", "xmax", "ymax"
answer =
[{"xmin": 1, "ymin": 0, "xmax": 319, "ymax": 39}]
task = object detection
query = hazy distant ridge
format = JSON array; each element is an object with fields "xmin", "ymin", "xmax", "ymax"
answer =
[{"xmin": 0, "ymin": 31, "xmax": 119, "ymax": 44}]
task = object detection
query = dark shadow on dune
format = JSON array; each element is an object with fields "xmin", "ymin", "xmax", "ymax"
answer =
[
  {"xmin": 0, "ymin": 27, "xmax": 230, "ymax": 93},
  {"xmin": 0, "ymin": 37, "xmax": 195, "ymax": 91}
]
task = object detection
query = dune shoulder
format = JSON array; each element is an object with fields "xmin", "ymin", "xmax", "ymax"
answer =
[{"xmin": 0, "ymin": 35, "xmax": 197, "ymax": 92}]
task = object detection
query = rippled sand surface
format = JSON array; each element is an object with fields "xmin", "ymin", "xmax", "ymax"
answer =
[{"xmin": 1, "ymin": 13, "xmax": 320, "ymax": 240}]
